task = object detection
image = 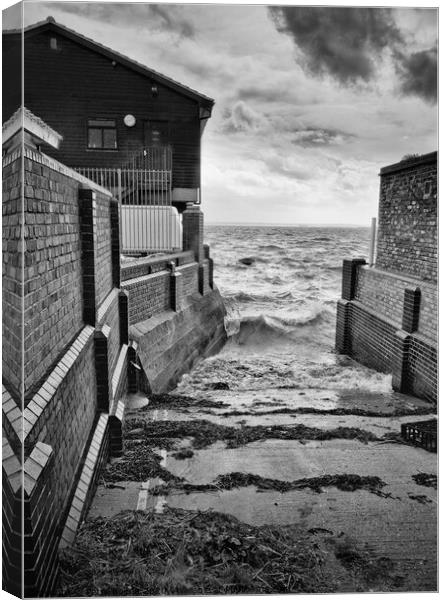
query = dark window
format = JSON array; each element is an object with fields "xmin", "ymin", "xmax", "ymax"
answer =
[{"xmin": 87, "ymin": 119, "xmax": 117, "ymax": 149}]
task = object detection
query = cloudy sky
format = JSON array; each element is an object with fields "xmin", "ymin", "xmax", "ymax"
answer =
[{"xmin": 3, "ymin": 1, "xmax": 438, "ymax": 225}]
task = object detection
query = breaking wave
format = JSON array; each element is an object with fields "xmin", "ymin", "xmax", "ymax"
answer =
[{"xmin": 226, "ymin": 309, "xmax": 332, "ymax": 347}]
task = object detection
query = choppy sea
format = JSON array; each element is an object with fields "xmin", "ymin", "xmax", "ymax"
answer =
[{"xmin": 177, "ymin": 225, "xmax": 393, "ymax": 396}]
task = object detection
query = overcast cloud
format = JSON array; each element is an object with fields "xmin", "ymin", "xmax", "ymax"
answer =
[{"xmin": 4, "ymin": 1, "xmax": 438, "ymax": 225}]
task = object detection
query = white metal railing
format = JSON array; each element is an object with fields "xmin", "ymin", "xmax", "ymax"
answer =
[{"xmin": 75, "ymin": 146, "xmax": 180, "ymax": 253}]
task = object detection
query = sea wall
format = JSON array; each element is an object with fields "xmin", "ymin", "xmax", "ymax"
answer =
[
  {"xmin": 121, "ymin": 245, "xmax": 226, "ymax": 393},
  {"xmin": 2, "ymin": 146, "xmax": 128, "ymax": 597},
  {"xmin": 2, "ymin": 145, "xmax": 226, "ymax": 597},
  {"xmin": 336, "ymin": 153, "xmax": 437, "ymax": 404}
]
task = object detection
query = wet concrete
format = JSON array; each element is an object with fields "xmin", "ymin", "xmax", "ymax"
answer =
[{"xmin": 89, "ymin": 385, "xmax": 437, "ymax": 591}]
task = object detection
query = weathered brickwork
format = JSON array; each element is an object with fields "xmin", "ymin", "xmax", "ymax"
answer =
[
  {"xmin": 180, "ymin": 263, "xmax": 199, "ymax": 297},
  {"xmin": 94, "ymin": 192, "xmax": 114, "ymax": 306},
  {"xmin": 121, "ymin": 250, "xmax": 194, "ymax": 281},
  {"xmin": 355, "ymin": 266, "xmax": 437, "ymax": 343},
  {"xmin": 376, "ymin": 152, "xmax": 437, "ymax": 282},
  {"xmin": 336, "ymin": 152, "xmax": 437, "ymax": 404},
  {"xmin": 124, "ymin": 272, "xmax": 171, "ymax": 325},
  {"xmin": 26, "ymin": 339, "xmax": 97, "ymax": 517},
  {"xmin": 23, "ymin": 149, "xmax": 84, "ymax": 397},
  {"xmin": 2, "ymin": 125, "xmax": 218, "ymax": 595},
  {"xmin": 347, "ymin": 302, "xmax": 397, "ymax": 374},
  {"xmin": 2, "ymin": 435, "xmax": 22, "ymax": 597},
  {"xmin": 122, "ymin": 259, "xmax": 209, "ymax": 326},
  {"xmin": 2, "ymin": 141, "xmax": 130, "ymax": 596},
  {"xmin": 406, "ymin": 335, "xmax": 437, "ymax": 403},
  {"xmin": 2, "ymin": 151, "xmax": 22, "ymax": 399}
]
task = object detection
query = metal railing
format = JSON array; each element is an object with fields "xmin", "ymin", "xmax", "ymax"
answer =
[{"xmin": 75, "ymin": 146, "xmax": 182, "ymax": 253}]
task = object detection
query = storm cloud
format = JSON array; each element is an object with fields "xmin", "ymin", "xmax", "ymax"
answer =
[
  {"xmin": 268, "ymin": 6, "xmax": 437, "ymax": 103},
  {"xmin": 397, "ymin": 46, "xmax": 437, "ymax": 103},
  {"xmin": 268, "ymin": 7, "xmax": 402, "ymax": 83}
]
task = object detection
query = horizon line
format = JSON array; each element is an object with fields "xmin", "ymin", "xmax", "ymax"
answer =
[{"xmin": 204, "ymin": 221, "xmax": 370, "ymax": 228}]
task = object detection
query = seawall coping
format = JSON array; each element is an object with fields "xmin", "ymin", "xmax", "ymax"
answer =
[
  {"xmin": 23, "ymin": 147, "xmax": 113, "ymax": 197},
  {"xmin": 359, "ymin": 264, "xmax": 437, "ymax": 288},
  {"xmin": 59, "ymin": 413, "xmax": 109, "ymax": 549},
  {"xmin": 97, "ymin": 288, "xmax": 120, "ymax": 324},
  {"xmin": 2, "ymin": 435, "xmax": 53, "ymax": 496},
  {"xmin": 111, "ymin": 345, "xmax": 128, "ymax": 400},
  {"xmin": 3, "ymin": 326, "xmax": 95, "ymax": 444}
]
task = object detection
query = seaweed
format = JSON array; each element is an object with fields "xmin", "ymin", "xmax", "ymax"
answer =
[
  {"xmin": 123, "ymin": 418, "xmax": 381, "ymax": 451},
  {"xmin": 148, "ymin": 472, "xmax": 387, "ymax": 497},
  {"xmin": 412, "ymin": 472, "xmax": 437, "ymax": 489},
  {"xmin": 219, "ymin": 405, "xmax": 434, "ymax": 419},
  {"xmin": 57, "ymin": 508, "xmax": 333, "ymax": 596},
  {"xmin": 102, "ymin": 440, "xmax": 183, "ymax": 483}
]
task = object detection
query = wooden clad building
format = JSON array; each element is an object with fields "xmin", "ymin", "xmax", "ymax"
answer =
[{"xmin": 2, "ymin": 16, "xmax": 214, "ymax": 209}]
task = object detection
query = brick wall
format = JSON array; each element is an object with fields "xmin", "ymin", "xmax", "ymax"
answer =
[
  {"xmin": 23, "ymin": 148, "xmax": 84, "ymax": 397},
  {"xmin": 336, "ymin": 152, "xmax": 437, "ymax": 405},
  {"xmin": 123, "ymin": 259, "xmax": 211, "ymax": 326},
  {"xmin": 124, "ymin": 272, "xmax": 171, "ymax": 325},
  {"xmin": 121, "ymin": 251, "xmax": 194, "ymax": 281},
  {"xmin": 406, "ymin": 335, "xmax": 437, "ymax": 403},
  {"xmin": 346, "ymin": 302, "xmax": 397, "ymax": 374},
  {"xmin": 376, "ymin": 152, "xmax": 437, "ymax": 282},
  {"xmin": 355, "ymin": 266, "xmax": 437, "ymax": 343},
  {"xmin": 180, "ymin": 263, "xmax": 199, "ymax": 297},
  {"xmin": 26, "ymin": 337, "xmax": 97, "ymax": 513},
  {"xmin": 2, "ymin": 151, "xmax": 23, "ymax": 398},
  {"xmin": 94, "ymin": 193, "xmax": 114, "ymax": 306},
  {"xmin": 336, "ymin": 262, "xmax": 437, "ymax": 404},
  {"xmin": 2, "ymin": 143, "xmax": 130, "ymax": 597}
]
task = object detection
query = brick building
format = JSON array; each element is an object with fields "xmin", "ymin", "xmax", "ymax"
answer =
[{"xmin": 336, "ymin": 151, "xmax": 437, "ymax": 403}]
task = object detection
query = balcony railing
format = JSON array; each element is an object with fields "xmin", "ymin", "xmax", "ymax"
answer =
[{"xmin": 75, "ymin": 146, "xmax": 181, "ymax": 254}]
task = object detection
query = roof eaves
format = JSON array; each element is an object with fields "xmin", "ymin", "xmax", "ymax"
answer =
[{"xmin": 3, "ymin": 16, "xmax": 215, "ymax": 108}]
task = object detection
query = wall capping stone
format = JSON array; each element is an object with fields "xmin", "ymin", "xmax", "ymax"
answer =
[
  {"xmin": 3, "ymin": 326, "xmax": 94, "ymax": 447},
  {"xmin": 379, "ymin": 151, "xmax": 437, "ymax": 177},
  {"xmin": 97, "ymin": 287, "xmax": 120, "ymax": 324},
  {"xmin": 23, "ymin": 147, "xmax": 112, "ymax": 196},
  {"xmin": 111, "ymin": 344, "xmax": 128, "ymax": 400},
  {"xmin": 59, "ymin": 414, "xmax": 109, "ymax": 549}
]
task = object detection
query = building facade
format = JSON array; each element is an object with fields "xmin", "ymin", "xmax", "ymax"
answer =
[{"xmin": 3, "ymin": 16, "xmax": 214, "ymax": 211}]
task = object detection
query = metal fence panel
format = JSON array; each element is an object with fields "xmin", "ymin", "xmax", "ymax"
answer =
[{"xmin": 75, "ymin": 146, "xmax": 180, "ymax": 254}]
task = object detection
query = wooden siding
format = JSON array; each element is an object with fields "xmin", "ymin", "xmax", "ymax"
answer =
[
  {"xmin": 3, "ymin": 30, "xmax": 201, "ymax": 189},
  {"xmin": 2, "ymin": 37, "xmax": 22, "ymax": 121}
]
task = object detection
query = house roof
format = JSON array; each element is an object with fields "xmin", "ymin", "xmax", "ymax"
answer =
[{"xmin": 3, "ymin": 16, "xmax": 215, "ymax": 112}]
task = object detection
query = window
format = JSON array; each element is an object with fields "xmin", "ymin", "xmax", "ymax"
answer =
[{"xmin": 87, "ymin": 119, "xmax": 117, "ymax": 150}]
